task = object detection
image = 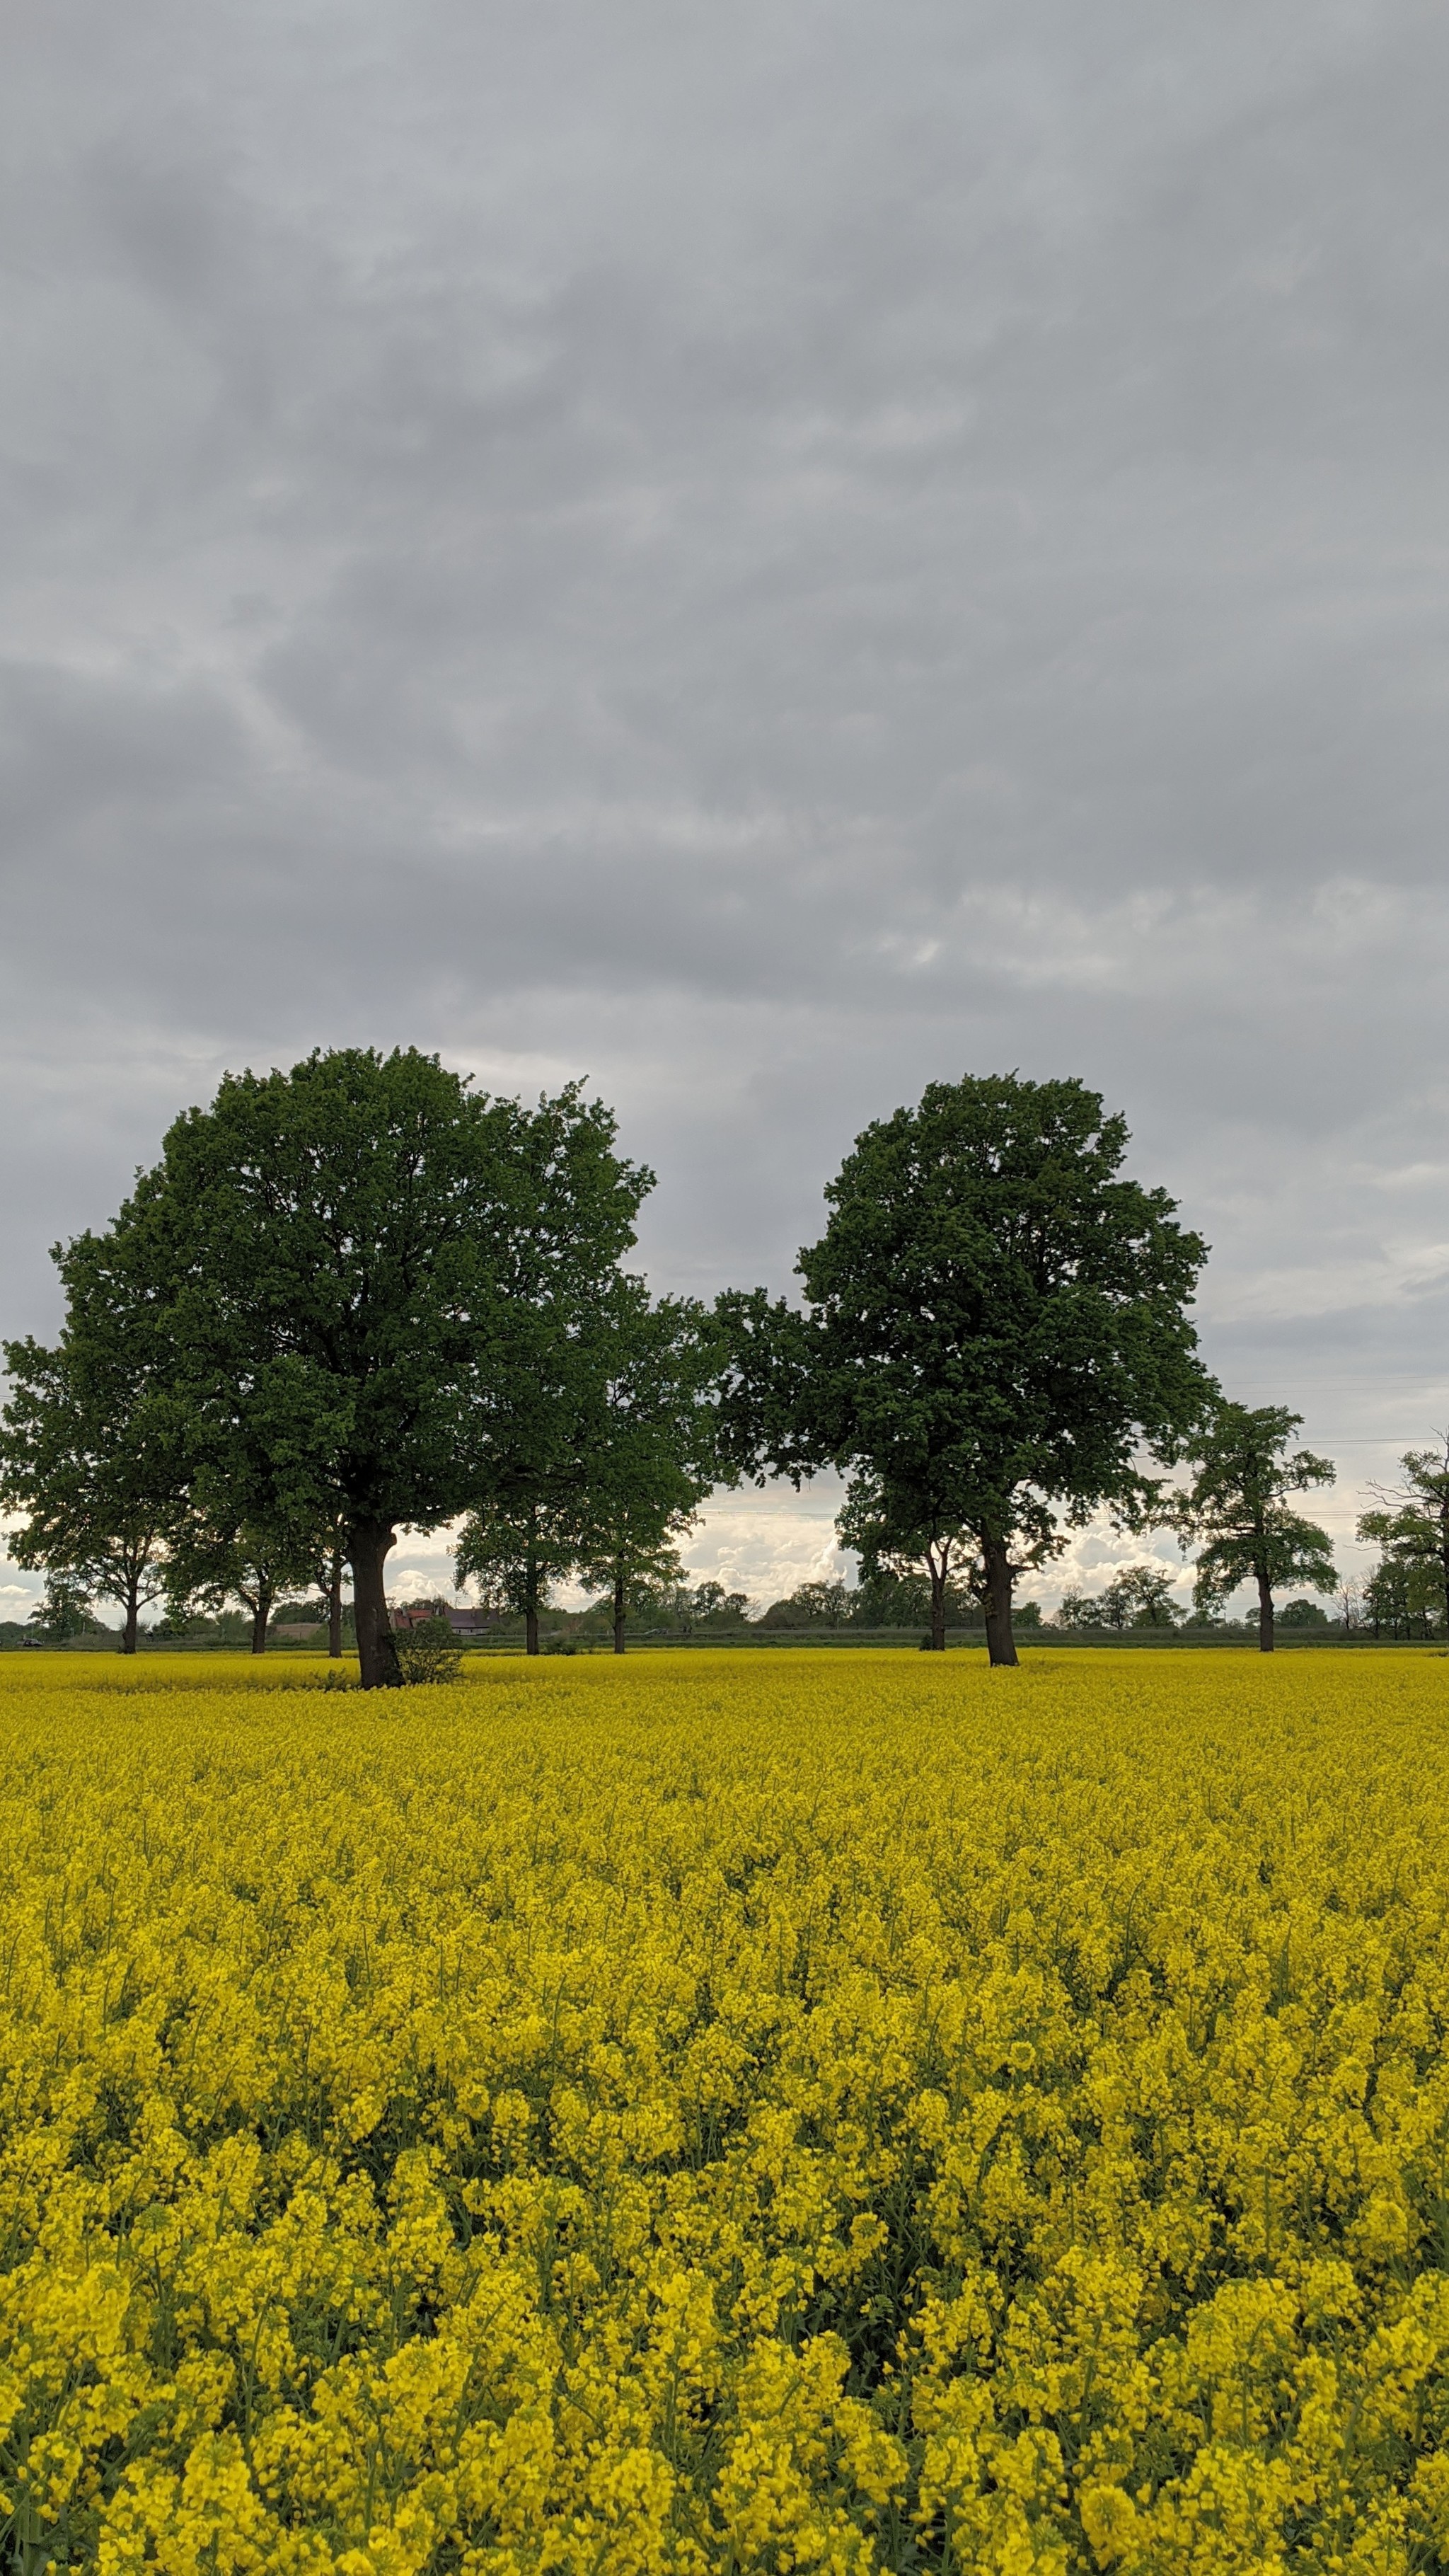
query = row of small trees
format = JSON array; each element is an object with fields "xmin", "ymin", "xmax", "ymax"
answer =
[
  {"xmin": 3, "ymin": 1050, "xmax": 1440, "ymax": 1681},
  {"xmin": 1054, "ymin": 1451, "xmax": 1449, "ymax": 1640}
]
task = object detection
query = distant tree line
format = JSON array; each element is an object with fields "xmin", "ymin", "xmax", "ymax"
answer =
[{"xmin": 0, "ymin": 1051, "xmax": 1427, "ymax": 1681}]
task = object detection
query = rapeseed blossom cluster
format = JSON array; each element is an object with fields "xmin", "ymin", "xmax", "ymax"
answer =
[{"xmin": 1, "ymin": 1646, "xmax": 1448, "ymax": 2572}]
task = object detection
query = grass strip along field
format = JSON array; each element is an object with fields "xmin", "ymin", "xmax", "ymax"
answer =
[{"xmin": 3, "ymin": 1650, "xmax": 1449, "ymax": 2573}]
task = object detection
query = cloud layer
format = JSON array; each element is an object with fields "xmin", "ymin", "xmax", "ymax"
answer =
[{"xmin": 4, "ymin": 0, "xmax": 1448, "ymax": 1609}]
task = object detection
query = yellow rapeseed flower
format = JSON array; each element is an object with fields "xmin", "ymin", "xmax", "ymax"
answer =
[{"xmin": 0, "ymin": 1642, "xmax": 1445, "ymax": 2569}]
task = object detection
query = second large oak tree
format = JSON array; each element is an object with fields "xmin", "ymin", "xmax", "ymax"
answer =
[{"xmin": 717, "ymin": 1074, "xmax": 1212, "ymax": 1663}]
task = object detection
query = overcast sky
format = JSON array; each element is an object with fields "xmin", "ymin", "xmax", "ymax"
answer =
[{"xmin": 4, "ymin": 0, "xmax": 1448, "ymax": 1617}]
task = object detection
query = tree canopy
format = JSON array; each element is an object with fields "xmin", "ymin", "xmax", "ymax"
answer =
[
  {"xmin": 455, "ymin": 1284, "xmax": 720, "ymax": 1655},
  {"xmin": 1056, "ymin": 1563, "xmax": 1186, "ymax": 1631},
  {"xmin": 1357, "ymin": 1442, "xmax": 1449, "ymax": 1635},
  {"xmin": 164, "ymin": 1514, "xmax": 323, "ymax": 1658},
  {"xmin": 115, "ymin": 1047, "xmax": 650, "ymax": 1684},
  {"xmin": 454, "ymin": 1497, "xmax": 581, "ymax": 1660},
  {"xmin": 1, "ymin": 1224, "xmax": 185, "ymax": 1652},
  {"xmin": 1170, "ymin": 1402, "xmax": 1336, "ymax": 1652},
  {"xmin": 4, "ymin": 1050, "xmax": 1390, "ymax": 1669},
  {"xmin": 718, "ymin": 1074, "xmax": 1212, "ymax": 1663},
  {"xmin": 570, "ymin": 1293, "xmax": 723, "ymax": 1653}
]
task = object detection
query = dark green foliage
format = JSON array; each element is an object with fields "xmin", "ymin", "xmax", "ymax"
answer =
[
  {"xmin": 623, "ymin": 1577, "xmax": 751, "ymax": 1635},
  {"xmin": 1092, "ymin": 1563, "xmax": 1186, "ymax": 1629},
  {"xmin": 455, "ymin": 1287, "xmax": 723, "ymax": 1659},
  {"xmin": 1172, "ymin": 1403, "xmax": 1336, "ymax": 1653},
  {"xmin": 677, "ymin": 1581, "xmax": 751, "ymax": 1628},
  {"xmin": 455, "ymin": 1499, "xmax": 580, "ymax": 1661},
  {"xmin": 1, "ymin": 1226, "xmax": 188, "ymax": 1652},
  {"xmin": 458, "ymin": 1273, "xmax": 720, "ymax": 1658},
  {"xmin": 719, "ymin": 1075, "xmax": 1211, "ymax": 1665},
  {"xmin": 1358, "ymin": 1440, "xmax": 1449, "ymax": 1634},
  {"xmin": 1279, "ymin": 1597, "xmax": 1330, "ymax": 1628},
  {"xmin": 25, "ymin": 1575, "xmax": 100, "ymax": 1641},
  {"xmin": 164, "ymin": 1516, "xmax": 324, "ymax": 1656},
  {"xmin": 566, "ymin": 1292, "xmax": 724, "ymax": 1655},
  {"xmin": 1362, "ymin": 1556, "xmax": 1439, "ymax": 1640},
  {"xmin": 838, "ymin": 1474, "xmax": 986, "ymax": 1655},
  {"xmin": 848, "ymin": 1565, "xmax": 933, "ymax": 1628},
  {"xmin": 392, "ymin": 1618, "xmax": 463, "ymax": 1684},
  {"xmin": 1054, "ymin": 1591, "xmax": 1099, "ymax": 1631},
  {"xmin": 758, "ymin": 1579, "xmax": 853, "ymax": 1628},
  {"xmin": 115, "ymin": 1048, "xmax": 650, "ymax": 1686}
]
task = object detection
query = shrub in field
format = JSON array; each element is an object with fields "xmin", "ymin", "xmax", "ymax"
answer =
[{"xmin": 392, "ymin": 1614, "xmax": 463, "ymax": 1684}]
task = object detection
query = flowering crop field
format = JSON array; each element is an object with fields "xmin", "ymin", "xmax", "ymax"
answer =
[{"xmin": 4, "ymin": 1650, "xmax": 1449, "ymax": 2575}]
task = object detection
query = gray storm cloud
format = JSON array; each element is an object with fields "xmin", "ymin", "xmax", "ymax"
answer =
[{"xmin": 3, "ymin": 0, "xmax": 1448, "ymax": 1608}]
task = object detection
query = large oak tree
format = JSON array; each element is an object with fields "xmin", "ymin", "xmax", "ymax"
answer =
[
  {"xmin": 717, "ymin": 1074, "xmax": 1211, "ymax": 1665},
  {"xmin": 118, "ymin": 1047, "xmax": 650, "ymax": 1685}
]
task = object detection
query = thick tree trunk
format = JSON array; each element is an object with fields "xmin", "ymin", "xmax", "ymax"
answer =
[
  {"xmin": 250, "ymin": 1589, "xmax": 273, "ymax": 1656},
  {"xmin": 926, "ymin": 1560, "xmax": 947, "ymax": 1652},
  {"xmin": 983, "ymin": 1539, "xmax": 1019, "ymax": 1669},
  {"xmin": 121, "ymin": 1577, "xmax": 139, "ymax": 1657},
  {"xmin": 613, "ymin": 1570, "xmax": 626, "ymax": 1655},
  {"xmin": 525, "ymin": 1608, "xmax": 540, "ymax": 1657},
  {"xmin": 328, "ymin": 1543, "xmax": 344, "ymax": 1660},
  {"xmin": 350, "ymin": 1522, "xmax": 401, "ymax": 1687},
  {"xmin": 1257, "ymin": 1570, "xmax": 1275, "ymax": 1653}
]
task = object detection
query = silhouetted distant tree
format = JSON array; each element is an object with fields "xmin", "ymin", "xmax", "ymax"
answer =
[
  {"xmin": 1, "ymin": 1226, "xmax": 185, "ymax": 1652},
  {"xmin": 1171, "ymin": 1403, "xmax": 1335, "ymax": 1653},
  {"xmin": 1358, "ymin": 1439, "xmax": 1449, "ymax": 1635},
  {"xmin": 165, "ymin": 1514, "xmax": 322, "ymax": 1655},
  {"xmin": 570, "ymin": 1294, "xmax": 722, "ymax": 1654},
  {"xmin": 456, "ymin": 1498, "xmax": 579, "ymax": 1660},
  {"xmin": 1100, "ymin": 1563, "xmax": 1185, "ymax": 1629}
]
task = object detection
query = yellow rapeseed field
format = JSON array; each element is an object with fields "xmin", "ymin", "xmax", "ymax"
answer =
[{"xmin": 3, "ymin": 1646, "xmax": 1449, "ymax": 2575}]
